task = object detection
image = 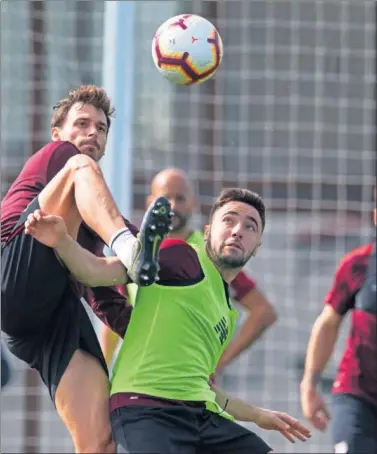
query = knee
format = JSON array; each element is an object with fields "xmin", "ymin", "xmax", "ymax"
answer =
[{"xmin": 65, "ymin": 153, "xmax": 102, "ymax": 176}]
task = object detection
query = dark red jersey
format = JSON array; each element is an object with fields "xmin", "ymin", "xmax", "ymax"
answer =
[
  {"xmin": 1, "ymin": 141, "xmax": 133, "ymax": 332},
  {"xmin": 325, "ymin": 243, "xmax": 376, "ymax": 407}
]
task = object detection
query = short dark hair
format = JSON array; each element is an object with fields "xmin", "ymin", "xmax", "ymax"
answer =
[
  {"xmin": 51, "ymin": 84, "xmax": 115, "ymax": 132},
  {"xmin": 209, "ymin": 188, "xmax": 266, "ymax": 231}
]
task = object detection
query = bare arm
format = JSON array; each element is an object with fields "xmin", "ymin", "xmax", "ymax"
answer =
[
  {"xmin": 55, "ymin": 234, "xmax": 127, "ymax": 287},
  {"xmin": 301, "ymin": 305, "xmax": 343, "ymax": 388},
  {"xmin": 212, "ymin": 383, "xmax": 260, "ymax": 422},
  {"xmin": 218, "ymin": 288, "xmax": 277, "ymax": 371},
  {"xmin": 24, "ymin": 210, "xmax": 128, "ymax": 287},
  {"xmin": 211, "ymin": 384, "xmax": 311, "ymax": 443},
  {"xmin": 300, "ymin": 305, "xmax": 344, "ymax": 431}
]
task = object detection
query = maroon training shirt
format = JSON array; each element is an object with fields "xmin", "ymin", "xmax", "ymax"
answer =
[
  {"xmin": 325, "ymin": 243, "xmax": 376, "ymax": 407},
  {"xmin": 0, "ymin": 141, "xmax": 134, "ymax": 331}
]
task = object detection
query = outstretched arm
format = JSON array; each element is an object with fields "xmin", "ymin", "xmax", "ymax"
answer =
[
  {"xmin": 25, "ymin": 209, "xmax": 128, "ymax": 287},
  {"xmin": 211, "ymin": 384, "xmax": 311, "ymax": 444},
  {"xmin": 300, "ymin": 252, "xmax": 355, "ymax": 432},
  {"xmin": 218, "ymin": 279, "xmax": 277, "ymax": 372},
  {"xmin": 300, "ymin": 305, "xmax": 343, "ymax": 431}
]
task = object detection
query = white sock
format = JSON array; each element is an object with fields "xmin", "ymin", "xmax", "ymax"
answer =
[{"xmin": 109, "ymin": 228, "xmax": 139, "ymax": 270}]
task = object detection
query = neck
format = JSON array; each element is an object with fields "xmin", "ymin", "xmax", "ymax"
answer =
[
  {"xmin": 218, "ymin": 267, "xmax": 241, "ymax": 283},
  {"xmin": 209, "ymin": 258, "xmax": 241, "ymax": 283},
  {"xmin": 169, "ymin": 227, "xmax": 192, "ymax": 241}
]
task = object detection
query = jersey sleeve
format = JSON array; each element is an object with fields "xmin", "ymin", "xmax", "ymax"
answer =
[
  {"xmin": 158, "ymin": 238, "xmax": 203, "ymax": 284},
  {"xmin": 230, "ymin": 270, "xmax": 257, "ymax": 301},
  {"xmin": 324, "ymin": 255, "xmax": 356, "ymax": 315},
  {"xmin": 46, "ymin": 141, "xmax": 79, "ymax": 182},
  {"xmin": 86, "ymin": 285, "xmax": 132, "ymax": 338}
]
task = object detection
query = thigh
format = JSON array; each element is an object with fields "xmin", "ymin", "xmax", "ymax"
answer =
[
  {"xmin": 110, "ymin": 406, "xmax": 198, "ymax": 454},
  {"xmin": 55, "ymin": 349, "xmax": 113, "ymax": 453},
  {"xmin": 42, "ymin": 290, "xmax": 108, "ymax": 400},
  {"xmin": 332, "ymin": 393, "xmax": 377, "ymax": 454},
  {"xmin": 199, "ymin": 412, "xmax": 272, "ymax": 454},
  {"xmin": 1, "ymin": 199, "xmax": 68, "ymax": 337},
  {"xmin": 38, "ymin": 158, "xmax": 82, "ymax": 238}
]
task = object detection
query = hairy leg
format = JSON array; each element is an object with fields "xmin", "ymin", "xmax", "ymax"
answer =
[
  {"xmin": 38, "ymin": 153, "xmax": 125, "ymax": 243},
  {"xmin": 55, "ymin": 350, "xmax": 114, "ymax": 453}
]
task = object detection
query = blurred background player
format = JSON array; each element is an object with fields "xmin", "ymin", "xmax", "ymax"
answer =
[
  {"xmin": 101, "ymin": 168, "xmax": 277, "ymax": 372},
  {"xmin": 300, "ymin": 185, "xmax": 377, "ymax": 453},
  {"xmin": 25, "ymin": 188, "xmax": 311, "ymax": 454},
  {"xmin": 1, "ymin": 85, "xmax": 171, "ymax": 453}
]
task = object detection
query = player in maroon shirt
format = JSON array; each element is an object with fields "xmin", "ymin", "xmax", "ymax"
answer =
[
  {"xmin": 300, "ymin": 186, "xmax": 377, "ymax": 453},
  {"xmin": 101, "ymin": 168, "xmax": 277, "ymax": 370},
  {"xmin": 1, "ymin": 85, "xmax": 172, "ymax": 453}
]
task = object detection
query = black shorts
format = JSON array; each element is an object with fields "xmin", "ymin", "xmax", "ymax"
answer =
[
  {"xmin": 332, "ymin": 393, "xmax": 377, "ymax": 454},
  {"xmin": 111, "ymin": 405, "xmax": 272, "ymax": 454},
  {"xmin": 1, "ymin": 197, "xmax": 107, "ymax": 401}
]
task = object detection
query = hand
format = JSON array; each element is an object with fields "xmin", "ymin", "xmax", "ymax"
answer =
[
  {"xmin": 300, "ymin": 385, "xmax": 331, "ymax": 431},
  {"xmin": 24, "ymin": 209, "xmax": 69, "ymax": 249},
  {"xmin": 255, "ymin": 408, "xmax": 312, "ymax": 444}
]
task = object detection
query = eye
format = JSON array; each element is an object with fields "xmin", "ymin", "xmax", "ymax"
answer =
[
  {"xmin": 98, "ymin": 125, "xmax": 107, "ymax": 133},
  {"xmin": 246, "ymin": 224, "xmax": 256, "ymax": 232},
  {"xmin": 223, "ymin": 217, "xmax": 233, "ymax": 225}
]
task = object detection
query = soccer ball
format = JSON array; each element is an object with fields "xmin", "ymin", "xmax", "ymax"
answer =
[{"xmin": 152, "ymin": 14, "xmax": 223, "ymax": 86}]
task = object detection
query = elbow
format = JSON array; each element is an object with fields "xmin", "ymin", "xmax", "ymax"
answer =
[
  {"xmin": 242, "ymin": 290, "xmax": 278, "ymax": 327},
  {"xmin": 260, "ymin": 302, "xmax": 278, "ymax": 327},
  {"xmin": 266, "ymin": 305, "xmax": 278, "ymax": 326}
]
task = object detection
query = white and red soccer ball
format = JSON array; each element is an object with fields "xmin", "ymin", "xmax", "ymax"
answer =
[{"xmin": 152, "ymin": 14, "xmax": 223, "ymax": 86}]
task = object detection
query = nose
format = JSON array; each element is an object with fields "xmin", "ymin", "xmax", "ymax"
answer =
[
  {"xmin": 168, "ymin": 198, "xmax": 177, "ymax": 212},
  {"xmin": 88, "ymin": 124, "xmax": 98, "ymax": 137},
  {"xmin": 231, "ymin": 222, "xmax": 243, "ymax": 238}
]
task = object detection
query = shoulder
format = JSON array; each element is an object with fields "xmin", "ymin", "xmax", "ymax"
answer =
[
  {"xmin": 42, "ymin": 141, "xmax": 80, "ymax": 180},
  {"xmin": 159, "ymin": 238, "xmax": 203, "ymax": 284},
  {"xmin": 336, "ymin": 244, "xmax": 373, "ymax": 274},
  {"xmin": 39, "ymin": 140, "xmax": 78, "ymax": 158},
  {"xmin": 161, "ymin": 238, "xmax": 198, "ymax": 255}
]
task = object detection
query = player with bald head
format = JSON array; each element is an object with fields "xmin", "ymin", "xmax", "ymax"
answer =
[
  {"xmin": 148, "ymin": 168, "xmax": 196, "ymax": 238},
  {"xmin": 101, "ymin": 168, "xmax": 277, "ymax": 376}
]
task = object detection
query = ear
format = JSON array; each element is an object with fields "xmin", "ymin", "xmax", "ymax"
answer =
[
  {"xmin": 51, "ymin": 127, "xmax": 61, "ymax": 141},
  {"xmin": 203, "ymin": 224, "xmax": 210, "ymax": 241}
]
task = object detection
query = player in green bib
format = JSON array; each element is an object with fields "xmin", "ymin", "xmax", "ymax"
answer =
[
  {"xmin": 101, "ymin": 168, "xmax": 277, "ymax": 374},
  {"xmin": 25, "ymin": 188, "xmax": 311, "ymax": 453}
]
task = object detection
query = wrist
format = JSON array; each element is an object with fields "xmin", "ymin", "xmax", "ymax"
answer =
[
  {"xmin": 300, "ymin": 375, "xmax": 320, "ymax": 391},
  {"xmin": 251, "ymin": 406, "xmax": 264, "ymax": 425},
  {"xmin": 55, "ymin": 233, "xmax": 72, "ymax": 251}
]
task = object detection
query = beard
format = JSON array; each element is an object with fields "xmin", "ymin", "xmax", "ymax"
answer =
[
  {"xmin": 170, "ymin": 210, "xmax": 189, "ymax": 233},
  {"xmin": 206, "ymin": 232, "xmax": 253, "ymax": 269}
]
